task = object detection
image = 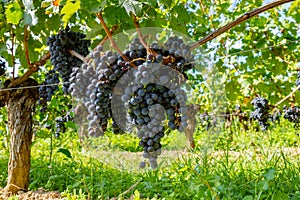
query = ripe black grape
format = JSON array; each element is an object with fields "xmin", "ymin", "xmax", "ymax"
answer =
[
  {"xmin": 283, "ymin": 106, "xmax": 300, "ymax": 125},
  {"xmin": 40, "ymin": 27, "xmax": 90, "ymax": 109},
  {"xmin": 54, "ymin": 111, "xmax": 73, "ymax": 138},
  {"xmin": 71, "ymin": 36, "xmax": 195, "ymax": 168},
  {"xmin": 250, "ymin": 97, "xmax": 270, "ymax": 131},
  {"xmin": 38, "ymin": 70, "xmax": 60, "ymax": 112}
]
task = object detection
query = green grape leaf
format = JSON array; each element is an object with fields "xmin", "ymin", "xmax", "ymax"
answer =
[
  {"xmin": 57, "ymin": 148, "xmax": 72, "ymax": 159},
  {"xmin": 289, "ymin": 0, "xmax": 300, "ymax": 13},
  {"xmin": 5, "ymin": 1, "xmax": 23, "ymax": 25},
  {"xmin": 81, "ymin": 0, "xmax": 105, "ymax": 12},
  {"xmin": 61, "ymin": 0, "xmax": 81, "ymax": 27},
  {"xmin": 65, "ymin": 121, "xmax": 77, "ymax": 130},
  {"xmin": 86, "ymin": 26, "xmax": 103, "ymax": 39},
  {"xmin": 0, "ymin": 43, "xmax": 6, "ymax": 53},
  {"xmin": 238, "ymin": 76, "xmax": 251, "ymax": 96},
  {"xmin": 45, "ymin": 14, "xmax": 61, "ymax": 31},
  {"xmin": 173, "ymin": 4, "xmax": 190, "ymax": 23},
  {"xmin": 263, "ymin": 168, "xmax": 276, "ymax": 181},
  {"xmin": 242, "ymin": 196, "xmax": 254, "ymax": 200},
  {"xmin": 119, "ymin": 0, "xmax": 143, "ymax": 15}
]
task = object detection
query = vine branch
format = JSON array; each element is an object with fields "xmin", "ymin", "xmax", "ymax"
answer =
[
  {"xmin": 24, "ymin": 25, "xmax": 33, "ymax": 69},
  {"xmin": 98, "ymin": 25, "xmax": 119, "ymax": 46},
  {"xmin": 8, "ymin": 52, "xmax": 50, "ymax": 88},
  {"xmin": 119, "ymin": 179, "xmax": 142, "ymax": 197},
  {"xmin": 274, "ymin": 84, "xmax": 300, "ymax": 107},
  {"xmin": 132, "ymin": 14, "xmax": 155, "ymax": 56},
  {"xmin": 190, "ymin": 0, "xmax": 295, "ymax": 49},
  {"xmin": 8, "ymin": 26, "xmax": 51, "ymax": 89},
  {"xmin": 10, "ymin": 27, "xmax": 15, "ymax": 79},
  {"xmin": 96, "ymin": 12, "xmax": 135, "ymax": 67},
  {"xmin": 69, "ymin": 50, "xmax": 86, "ymax": 63}
]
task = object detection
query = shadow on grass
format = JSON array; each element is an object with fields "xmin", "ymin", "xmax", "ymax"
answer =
[{"xmin": 1, "ymin": 146, "xmax": 300, "ymax": 199}]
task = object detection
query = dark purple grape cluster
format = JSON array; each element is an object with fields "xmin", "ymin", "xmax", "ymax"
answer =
[
  {"xmin": 38, "ymin": 70, "xmax": 60, "ymax": 112},
  {"xmin": 128, "ymin": 84, "xmax": 186, "ymax": 130},
  {"xmin": 250, "ymin": 97, "xmax": 270, "ymax": 131},
  {"xmin": 39, "ymin": 27, "xmax": 90, "ymax": 110},
  {"xmin": 283, "ymin": 106, "xmax": 300, "ymax": 124},
  {"xmin": 70, "ymin": 45, "xmax": 130, "ymax": 137},
  {"xmin": 0, "ymin": 58, "xmax": 6, "ymax": 76},
  {"xmin": 125, "ymin": 82, "xmax": 187, "ymax": 168},
  {"xmin": 71, "ymin": 36, "xmax": 195, "ymax": 168},
  {"xmin": 54, "ymin": 111, "xmax": 73, "ymax": 138}
]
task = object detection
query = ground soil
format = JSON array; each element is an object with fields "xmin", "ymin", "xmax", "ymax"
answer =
[{"xmin": 0, "ymin": 188, "xmax": 62, "ymax": 200}]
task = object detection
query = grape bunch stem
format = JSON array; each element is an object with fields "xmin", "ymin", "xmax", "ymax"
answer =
[{"xmin": 96, "ymin": 12, "xmax": 136, "ymax": 68}]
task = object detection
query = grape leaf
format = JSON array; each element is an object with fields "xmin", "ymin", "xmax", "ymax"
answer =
[
  {"xmin": 61, "ymin": 0, "xmax": 80, "ymax": 27},
  {"xmin": 263, "ymin": 168, "xmax": 276, "ymax": 181},
  {"xmin": 289, "ymin": 0, "xmax": 300, "ymax": 13},
  {"xmin": 57, "ymin": 148, "xmax": 72, "ymax": 159},
  {"xmin": 5, "ymin": 1, "xmax": 23, "ymax": 25},
  {"xmin": 242, "ymin": 196, "xmax": 254, "ymax": 200},
  {"xmin": 119, "ymin": 0, "xmax": 143, "ymax": 15},
  {"xmin": 81, "ymin": 0, "xmax": 105, "ymax": 12},
  {"xmin": 0, "ymin": 43, "xmax": 6, "ymax": 53}
]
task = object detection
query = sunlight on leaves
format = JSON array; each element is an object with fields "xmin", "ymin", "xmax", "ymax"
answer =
[
  {"xmin": 119, "ymin": 0, "xmax": 143, "ymax": 15},
  {"xmin": 61, "ymin": 0, "xmax": 80, "ymax": 27},
  {"xmin": 5, "ymin": 1, "xmax": 23, "ymax": 25}
]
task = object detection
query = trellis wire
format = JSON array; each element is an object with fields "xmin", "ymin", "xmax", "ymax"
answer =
[{"xmin": 0, "ymin": 38, "xmax": 299, "ymax": 94}]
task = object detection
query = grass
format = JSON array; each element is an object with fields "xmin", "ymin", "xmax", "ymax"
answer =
[{"xmin": 0, "ymin": 122, "xmax": 300, "ymax": 199}]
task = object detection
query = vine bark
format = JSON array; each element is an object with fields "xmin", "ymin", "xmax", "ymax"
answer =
[{"xmin": 2, "ymin": 78, "xmax": 39, "ymax": 194}]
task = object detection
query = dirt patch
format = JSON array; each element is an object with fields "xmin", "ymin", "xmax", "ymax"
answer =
[{"xmin": 0, "ymin": 188, "xmax": 63, "ymax": 200}]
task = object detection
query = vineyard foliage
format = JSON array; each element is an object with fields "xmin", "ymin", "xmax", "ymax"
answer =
[
  {"xmin": 0, "ymin": 0, "xmax": 299, "ymax": 153},
  {"xmin": 0, "ymin": 0, "xmax": 299, "ymax": 197}
]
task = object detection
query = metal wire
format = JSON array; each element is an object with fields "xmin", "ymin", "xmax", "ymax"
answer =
[
  {"xmin": 0, "ymin": 82, "xmax": 67, "ymax": 92},
  {"xmin": 0, "ymin": 39, "xmax": 299, "ymax": 93}
]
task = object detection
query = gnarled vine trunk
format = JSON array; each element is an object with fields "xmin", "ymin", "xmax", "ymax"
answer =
[
  {"xmin": 0, "ymin": 78, "xmax": 39, "ymax": 194},
  {"xmin": 184, "ymin": 104, "xmax": 200, "ymax": 149}
]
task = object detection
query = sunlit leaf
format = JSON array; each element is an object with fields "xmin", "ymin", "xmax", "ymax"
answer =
[
  {"xmin": 61, "ymin": 0, "xmax": 80, "ymax": 27},
  {"xmin": 119, "ymin": 0, "xmax": 143, "ymax": 15},
  {"xmin": 5, "ymin": 1, "xmax": 23, "ymax": 25}
]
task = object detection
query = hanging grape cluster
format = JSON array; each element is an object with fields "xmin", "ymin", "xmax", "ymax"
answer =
[
  {"xmin": 70, "ymin": 36, "xmax": 195, "ymax": 168},
  {"xmin": 283, "ymin": 106, "xmax": 300, "ymax": 127},
  {"xmin": 0, "ymin": 58, "xmax": 6, "ymax": 76},
  {"xmin": 38, "ymin": 70, "xmax": 60, "ymax": 112},
  {"xmin": 55, "ymin": 111, "xmax": 73, "ymax": 138},
  {"xmin": 38, "ymin": 27, "xmax": 90, "ymax": 111},
  {"xmin": 250, "ymin": 97, "xmax": 270, "ymax": 131}
]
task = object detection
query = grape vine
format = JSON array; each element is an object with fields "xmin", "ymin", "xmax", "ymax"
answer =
[
  {"xmin": 55, "ymin": 111, "xmax": 73, "ymax": 138},
  {"xmin": 250, "ymin": 97, "xmax": 271, "ymax": 131},
  {"xmin": 38, "ymin": 27, "xmax": 90, "ymax": 111},
  {"xmin": 283, "ymin": 106, "xmax": 300, "ymax": 128},
  {"xmin": 70, "ymin": 36, "xmax": 195, "ymax": 168}
]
